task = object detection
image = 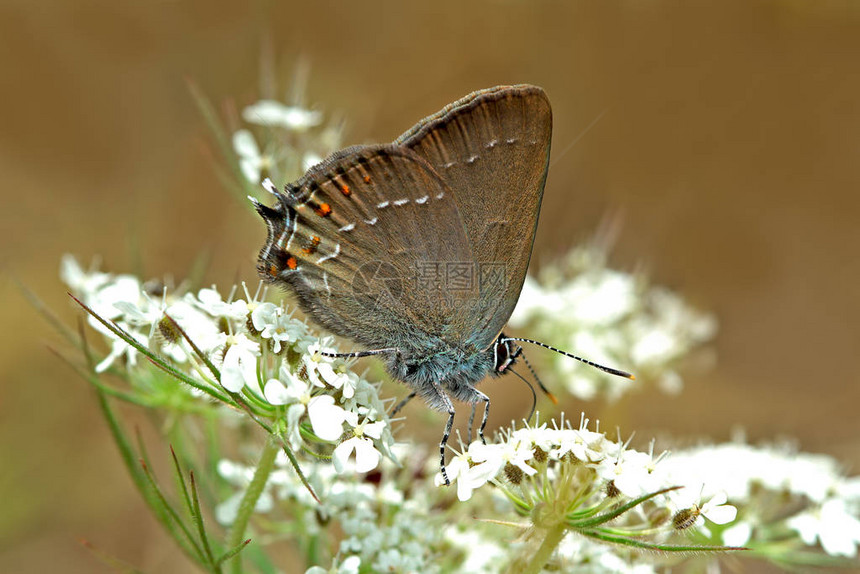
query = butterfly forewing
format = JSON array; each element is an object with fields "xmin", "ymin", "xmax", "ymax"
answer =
[
  {"xmin": 395, "ymin": 85, "xmax": 552, "ymax": 352},
  {"xmin": 257, "ymin": 145, "xmax": 475, "ymax": 353}
]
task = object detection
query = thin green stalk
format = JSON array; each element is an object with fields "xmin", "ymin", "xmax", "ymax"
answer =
[
  {"xmin": 518, "ymin": 522, "xmax": 568, "ymax": 574},
  {"xmin": 227, "ymin": 437, "xmax": 280, "ymax": 574}
]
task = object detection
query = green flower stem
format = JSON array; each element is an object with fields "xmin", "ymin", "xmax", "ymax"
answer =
[
  {"xmin": 517, "ymin": 522, "xmax": 568, "ymax": 574},
  {"xmin": 227, "ymin": 437, "xmax": 280, "ymax": 574}
]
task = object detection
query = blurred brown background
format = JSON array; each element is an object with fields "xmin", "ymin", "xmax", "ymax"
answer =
[{"xmin": 2, "ymin": 1, "xmax": 859, "ymax": 572}]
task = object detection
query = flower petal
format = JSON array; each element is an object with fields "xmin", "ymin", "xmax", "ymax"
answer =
[
  {"xmin": 232, "ymin": 129, "xmax": 259, "ymax": 158},
  {"xmin": 704, "ymin": 503, "xmax": 738, "ymax": 525},
  {"xmin": 353, "ymin": 437, "xmax": 381, "ymax": 473},
  {"xmin": 263, "ymin": 379, "xmax": 290, "ymax": 405},
  {"xmin": 333, "ymin": 437, "xmax": 358, "ymax": 473},
  {"xmin": 308, "ymin": 395, "xmax": 347, "ymax": 441}
]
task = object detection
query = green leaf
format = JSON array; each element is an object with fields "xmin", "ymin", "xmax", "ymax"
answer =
[
  {"xmin": 189, "ymin": 470, "xmax": 220, "ymax": 571},
  {"xmin": 93, "ymin": 389, "xmax": 200, "ymax": 564},
  {"xmin": 139, "ymin": 452, "xmax": 208, "ymax": 564},
  {"xmin": 567, "ymin": 486, "xmax": 682, "ymax": 529},
  {"xmin": 216, "ymin": 538, "xmax": 251, "ymax": 568},
  {"xmin": 69, "ymin": 294, "xmax": 232, "ymax": 404},
  {"xmin": 186, "ymin": 79, "xmax": 255, "ymax": 206},
  {"xmin": 579, "ymin": 528, "xmax": 747, "ymax": 553}
]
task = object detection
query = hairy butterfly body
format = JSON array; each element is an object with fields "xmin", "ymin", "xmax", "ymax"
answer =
[{"xmin": 255, "ymin": 85, "xmax": 563, "ymax": 483}]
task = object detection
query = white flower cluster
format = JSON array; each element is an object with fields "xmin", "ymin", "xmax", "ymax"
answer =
[
  {"xmin": 443, "ymin": 414, "xmax": 860, "ymax": 566},
  {"xmin": 216, "ymin": 411, "xmax": 860, "ymax": 572},
  {"xmin": 219, "ymin": 449, "xmax": 444, "ymax": 574},
  {"xmin": 233, "ymin": 92, "xmax": 343, "ymax": 186},
  {"xmin": 440, "ymin": 526, "xmax": 667, "ymax": 574},
  {"xmin": 60, "ymin": 255, "xmax": 395, "ymax": 476},
  {"xmin": 441, "ymin": 414, "xmax": 736, "ymax": 532},
  {"xmin": 665, "ymin": 441, "xmax": 860, "ymax": 557},
  {"xmin": 509, "ymin": 245, "xmax": 717, "ymax": 401}
]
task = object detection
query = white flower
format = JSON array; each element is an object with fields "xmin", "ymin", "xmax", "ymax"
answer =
[
  {"xmin": 87, "ymin": 274, "xmax": 144, "ymax": 324},
  {"xmin": 169, "ymin": 298, "xmax": 223, "ymax": 344},
  {"xmin": 308, "ymin": 395, "xmax": 350, "ymax": 441},
  {"xmin": 305, "ymin": 555, "xmax": 361, "ymax": 574},
  {"xmin": 596, "ymin": 449, "xmax": 660, "ymax": 498},
  {"xmin": 60, "ymin": 255, "xmax": 111, "ymax": 299},
  {"xmin": 95, "ymin": 327, "xmax": 148, "ymax": 373},
  {"xmin": 497, "ymin": 439, "xmax": 538, "ymax": 477},
  {"xmin": 251, "ymin": 303, "xmax": 307, "ymax": 353},
  {"xmin": 434, "ymin": 450, "xmax": 484, "ymax": 501},
  {"xmin": 242, "ymin": 100, "xmax": 323, "ymax": 130},
  {"xmin": 672, "ymin": 489, "xmax": 738, "ymax": 534},
  {"xmin": 233, "ymin": 129, "xmax": 269, "ymax": 183},
  {"xmin": 511, "ymin": 423, "xmax": 556, "ymax": 454},
  {"xmin": 194, "ymin": 288, "xmax": 248, "ymax": 321},
  {"xmin": 333, "ymin": 419, "xmax": 385, "ymax": 474},
  {"xmin": 563, "ymin": 271, "xmax": 637, "ymax": 326},
  {"xmin": 264, "ymin": 369, "xmax": 348, "ymax": 443},
  {"xmin": 722, "ymin": 522, "xmax": 752, "ymax": 546},
  {"xmin": 250, "ymin": 301, "xmax": 278, "ymax": 329},
  {"xmin": 630, "ymin": 328, "xmax": 676, "ymax": 365},
  {"xmin": 303, "ymin": 341, "xmax": 339, "ymax": 388},
  {"xmin": 464, "ymin": 443, "xmax": 507, "ymax": 483},
  {"xmin": 78, "ymin": 274, "xmax": 155, "ymax": 373},
  {"xmin": 699, "ymin": 491, "xmax": 738, "ymax": 524},
  {"xmin": 218, "ymin": 333, "xmax": 261, "ymax": 393},
  {"xmin": 215, "ymin": 489, "xmax": 273, "ymax": 525},
  {"xmin": 506, "ymin": 244, "xmax": 718, "ymax": 402},
  {"xmin": 551, "ymin": 426, "xmax": 608, "ymax": 463},
  {"xmin": 315, "ymin": 362, "xmax": 357, "ymax": 398},
  {"xmin": 444, "ymin": 530, "xmax": 507, "ymax": 574},
  {"xmin": 788, "ymin": 498, "xmax": 860, "ymax": 557}
]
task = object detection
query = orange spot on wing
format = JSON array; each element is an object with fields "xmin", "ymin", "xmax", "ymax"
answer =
[
  {"xmin": 363, "ymin": 175, "xmax": 371, "ymax": 184},
  {"xmin": 315, "ymin": 203, "xmax": 332, "ymax": 217},
  {"xmin": 286, "ymin": 256, "xmax": 298, "ymax": 270},
  {"xmin": 268, "ymin": 264, "xmax": 279, "ymax": 277},
  {"xmin": 302, "ymin": 236, "xmax": 321, "ymax": 255},
  {"xmin": 340, "ymin": 184, "xmax": 351, "ymax": 196}
]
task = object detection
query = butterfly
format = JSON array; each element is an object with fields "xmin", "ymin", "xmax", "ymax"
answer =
[{"xmin": 253, "ymin": 85, "xmax": 632, "ymax": 484}]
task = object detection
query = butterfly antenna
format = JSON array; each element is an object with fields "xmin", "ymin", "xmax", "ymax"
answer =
[
  {"xmin": 502, "ymin": 337, "xmax": 635, "ymax": 380},
  {"xmin": 507, "ymin": 367, "xmax": 538, "ymax": 422},
  {"xmin": 519, "ymin": 350, "xmax": 558, "ymax": 404}
]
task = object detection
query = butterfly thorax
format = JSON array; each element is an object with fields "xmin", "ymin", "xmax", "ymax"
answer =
[{"xmin": 384, "ymin": 334, "xmax": 519, "ymax": 411}]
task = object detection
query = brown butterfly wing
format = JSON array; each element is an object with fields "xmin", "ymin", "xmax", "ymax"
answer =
[
  {"xmin": 256, "ymin": 145, "xmax": 475, "ymax": 354},
  {"xmin": 396, "ymin": 85, "xmax": 552, "ymax": 352}
]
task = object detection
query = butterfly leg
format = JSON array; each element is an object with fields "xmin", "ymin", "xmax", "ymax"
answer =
[
  {"xmin": 430, "ymin": 380, "xmax": 456, "ymax": 486},
  {"xmin": 467, "ymin": 403, "xmax": 477, "ymax": 444},
  {"xmin": 391, "ymin": 391, "xmax": 417, "ymax": 416},
  {"xmin": 466, "ymin": 391, "xmax": 491, "ymax": 445},
  {"xmin": 475, "ymin": 390, "xmax": 490, "ymax": 446}
]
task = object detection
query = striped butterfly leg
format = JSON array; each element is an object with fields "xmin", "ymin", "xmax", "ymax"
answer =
[
  {"xmin": 391, "ymin": 391, "xmax": 417, "ymax": 417},
  {"xmin": 467, "ymin": 390, "xmax": 490, "ymax": 445},
  {"xmin": 429, "ymin": 380, "xmax": 457, "ymax": 486}
]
